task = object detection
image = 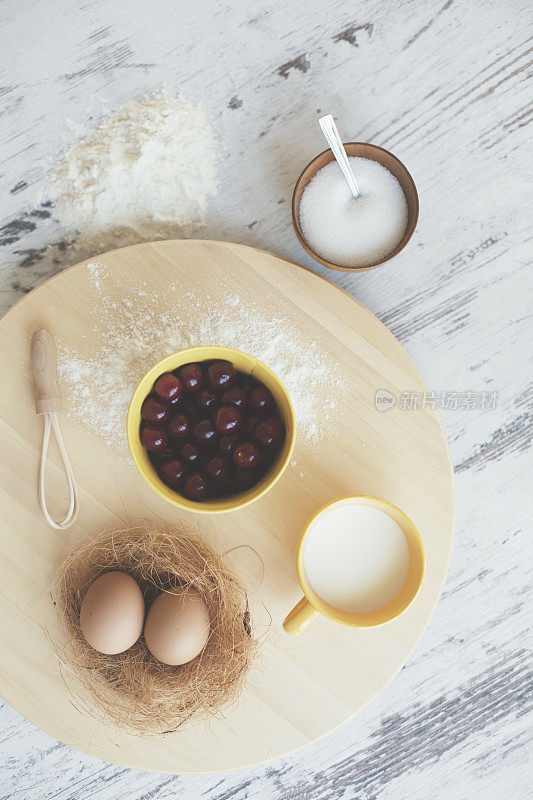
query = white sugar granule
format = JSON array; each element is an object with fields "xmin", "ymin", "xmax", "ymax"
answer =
[
  {"xmin": 58, "ymin": 262, "xmax": 349, "ymax": 460},
  {"xmin": 299, "ymin": 157, "xmax": 408, "ymax": 268},
  {"xmin": 46, "ymin": 91, "xmax": 217, "ymax": 254}
]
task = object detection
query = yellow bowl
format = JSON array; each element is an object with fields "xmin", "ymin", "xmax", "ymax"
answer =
[{"xmin": 127, "ymin": 346, "xmax": 296, "ymax": 514}]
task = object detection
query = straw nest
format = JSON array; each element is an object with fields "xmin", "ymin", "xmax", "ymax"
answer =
[{"xmin": 53, "ymin": 521, "xmax": 258, "ymax": 735}]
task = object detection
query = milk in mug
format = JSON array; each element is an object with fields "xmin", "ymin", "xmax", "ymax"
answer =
[{"xmin": 303, "ymin": 501, "xmax": 410, "ymax": 613}]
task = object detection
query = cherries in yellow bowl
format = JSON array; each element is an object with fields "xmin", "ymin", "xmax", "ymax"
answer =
[{"xmin": 127, "ymin": 346, "xmax": 296, "ymax": 513}]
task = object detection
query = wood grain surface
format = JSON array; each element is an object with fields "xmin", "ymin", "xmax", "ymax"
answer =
[
  {"xmin": 0, "ymin": 240, "xmax": 454, "ymax": 772},
  {"xmin": 0, "ymin": 0, "xmax": 531, "ymax": 797}
]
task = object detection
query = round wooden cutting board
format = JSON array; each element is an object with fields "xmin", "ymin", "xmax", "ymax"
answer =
[{"xmin": 0, "ymin": 240, "xmax": 454, "ymax": 773}]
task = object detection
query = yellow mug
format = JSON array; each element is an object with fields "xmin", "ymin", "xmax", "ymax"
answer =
[
  {"xmin": 283, "ymin": 496, "xmax": 425, "ymax": 635},
  {"xmin": 127, "ymin": 346, "xmax": 296, "ymax": 514}
]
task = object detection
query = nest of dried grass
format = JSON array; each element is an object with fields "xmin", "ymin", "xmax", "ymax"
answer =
[{"xmin": 53, "ymin": 521, "xmax": 258, "ymax": 735}]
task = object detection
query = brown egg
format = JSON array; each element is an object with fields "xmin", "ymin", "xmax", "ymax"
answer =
[
  {"xmin": 80, "ymin": 571, "xmax": 145, "ymax": 655},
  {"xmin": 143, "ymin": 587, "xmax": 210, "ymax": 666}
]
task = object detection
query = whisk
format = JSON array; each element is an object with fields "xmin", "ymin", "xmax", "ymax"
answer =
[{"xmin": 31, "ymin": 329, "xmax": 79, "ymax": 530}]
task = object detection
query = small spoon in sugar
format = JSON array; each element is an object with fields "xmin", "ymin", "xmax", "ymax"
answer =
[{"xmin": 318, "ymin": 114, "xmax": 361, "ymax": 200}]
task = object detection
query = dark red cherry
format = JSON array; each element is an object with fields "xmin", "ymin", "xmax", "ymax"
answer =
[
  {"xmin": 141, "ymin": 425, "xmax": 167, "ymax": 452},
  {"xmin": 239, "ymin": 376, "xmax": 254, "ymax": 394},
  {"xmin": 196, "ymin": 388, "xmax": 217, "ymax": 411},
  {"xmin": 141, "ymin": 395, "xmax": 170, "ymax": 423},
  {"xmin": 167, "ymin": 412, "xmax": 189, "ymax": 439},
  {"xmin": 183, "ymin": 472, "xmax": 209, "ymax": 500},
  {"xmin": 150, "ymin": 448, "xmax": 173, "ymax": 466},
  {"xmin": 214, "ymin": 406, "xmax": 242, "ymax": 434},
  {"xmin": 248, "ymin": 386, "xmax": 273, "ymax": 413},
  {"xmin": 243, "ymin": 414, "xmax": 261, "ymax": 437},
  {"xmin": 194, "ymin": 418, "xmax": 216, "ymax": 444},
  {"xmin": 206, "ymin": 455, "xmax": 231, "ymax": 483},
  {"xmin": 207, "ymin": 360, "xmax": 235, "ymax": 390},
  {"xmin": 178, "ymin": 441, "xmax": 201, "ymax": 465},
  {"xmin": 178, "ymin": 363, "xmax": 204, "ymax": 392},
  {"xmin": 222, "ymin": 386, "xmax": 247, "ymax": 409},
  {"xmin": 159, "ymin": 459, "xmax": 185, "ymax": 487},
  {"xmin": 219, "ymin": 433, "xmax": 239, "ymax": 454},
  {"xmin": 233, "ymin": 441, "xmax": 260, "ymax": 469},
  {"xmin": 255, "ymin": 417, "xmax": 283, "ymax": 449},
  {"xmin": 154, "ymin": 372, "xmax": 183, "ymax": 403},
  {"xmin": 235, "ymin": 467, "xmax": 260, "ymax": 490},
  {"xmin": 184, "ymin": 402, "xmax": 200, "ymax": 421}
]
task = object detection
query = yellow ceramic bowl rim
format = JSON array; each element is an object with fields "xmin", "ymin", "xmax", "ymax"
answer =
[
  {"xmin": 127, "ymin": 346, "xmax": 296, "ymax": 514},
  {"xmin": 296, "ymin": 495, "xmax": 426, "ymax": 627}
]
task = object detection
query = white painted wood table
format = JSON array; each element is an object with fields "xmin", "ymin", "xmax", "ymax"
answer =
[{"xmin": 0, "ymin": 0, "xmax": 531, "ymax": 797}]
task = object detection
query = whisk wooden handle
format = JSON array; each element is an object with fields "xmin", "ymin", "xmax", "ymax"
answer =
[{"xmin": 31, "ymin": 329, "xmax": 61, "ymax": 415}]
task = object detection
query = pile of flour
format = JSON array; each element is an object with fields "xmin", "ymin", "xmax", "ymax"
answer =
[
  {"xmin": 58, "ymin": 262, "xmax": 349, "ymax": 460},
  {"xmin": 46, "ymin": 91, "xmax": 218, "ymax": 254}
]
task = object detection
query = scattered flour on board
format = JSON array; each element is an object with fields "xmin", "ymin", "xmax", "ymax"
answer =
[
  {"xmin": 45, "ymin": 91, "xmax": 217, "ymax": 256},
  {"xmin": 58, "ymin": 262, "xmax": 350, "ymax": 462}
]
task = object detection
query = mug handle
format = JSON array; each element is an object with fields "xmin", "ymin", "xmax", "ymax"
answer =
[{"xmin": 282, "ymin": 597, "xmax": 319, "ymax": 635}]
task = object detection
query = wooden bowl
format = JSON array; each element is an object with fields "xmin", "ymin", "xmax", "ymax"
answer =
[{"xmin": 292, "ymin": 143, "xmax": 419, "ymax": 273}]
